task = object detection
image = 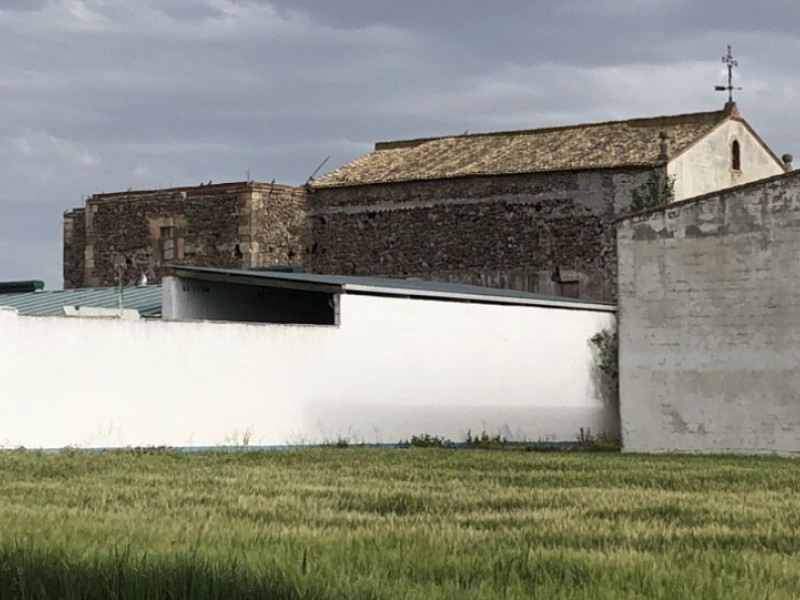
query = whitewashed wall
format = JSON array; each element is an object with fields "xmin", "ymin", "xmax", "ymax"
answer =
[
  {"xmin": 669, "ymin": 119, "xmax": 785, "ymax": 201},
  {"xmin": 0, "ymin": 295, "xmax": 615, "ymax": 449}
]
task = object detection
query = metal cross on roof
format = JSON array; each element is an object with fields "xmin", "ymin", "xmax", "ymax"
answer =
[{"xmin": 715, "ymin": 45, "xmax": 741, "ymax": 103}]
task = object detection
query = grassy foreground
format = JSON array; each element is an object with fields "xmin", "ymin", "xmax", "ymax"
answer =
[{"xmin": 0, "ymin": 448, "xmax": 798, "ymax": 599}]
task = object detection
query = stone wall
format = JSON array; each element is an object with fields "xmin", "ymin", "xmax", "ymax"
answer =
[
  {"xmin": 308, "ymin": 168, "xmax": 654, "ymax": 301},
  {"xmin": 617, "ymin": 170, "xmax": 800, "ymax": 455},
  {"xmin": 250, "ymin": 185, "xmax": 310, "ymax": 269},
  {"xmin": 64, "ymin": 169, "xmax": 654, "ymax": 299},
  {"xmin": 63, "ymin": 208, "xmax": 86, "ymax": 289},
  {"xmin": 63, "ymin": 182, "xmax": 310, "ymax": 288},
  {"xmin": 80, "ymin": 185, "xmax": 244, "ymax": 287}
]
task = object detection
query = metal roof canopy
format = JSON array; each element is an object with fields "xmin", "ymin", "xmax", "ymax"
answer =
[
  {"xmin": 169, "ymin": 266, "xmax": 616, "ymax": 313},
  {"xmin": 0, "ymin": 285, "xmax": 163, "ymax": 317},
  {"xmin": 0, "ymin": 280, "xmax": 44, "ymax": 294}
]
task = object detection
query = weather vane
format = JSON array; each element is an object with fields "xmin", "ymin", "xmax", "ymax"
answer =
[{"xmin": 715, "ymin": 45, "xmax": 741, "ymax": 103}]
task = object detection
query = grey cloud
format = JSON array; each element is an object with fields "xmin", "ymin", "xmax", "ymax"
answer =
[
  {"xmin": 0, "ymin": 240, "xmax": 61, "ymax": 288},
  {"xmin": 274, "ymin": 0, "xmax": 800, "ymax": 68},
  {"xmin": 0, "ymin": 0, "xmax": 47, "ymax": 11},
  {"xmin": 0, "ymin": 0, "xmax": 798, "ymax": 289}
]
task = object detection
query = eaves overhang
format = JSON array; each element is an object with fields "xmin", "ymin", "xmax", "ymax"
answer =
[{"xmin": 169, "ymin": 266, "xmax": 616, "ymax": 313}]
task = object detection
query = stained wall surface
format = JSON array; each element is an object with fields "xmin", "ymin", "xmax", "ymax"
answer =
[
  {"xmin": 669, "ymin": 119, "xmax": 786, "ymax": 201},
  {"xmin": 65, "ymin": 170, "xmax": 654, "ymax": 302},
  {"xmin": 617, "ymin": 171, "xmax": 800, "ymax": 455},
  {"xmin": 0, "ymin": 292, "xmax": 616, "ymax": 449},
  {"xmin": 63, "ymin": 182, "xmax": 307, "ymax": 288},
  {"xmin": 62, "ymin": 107, "xmax": 785, "ymax": 300},
  {"xmin": 62, "ymin": 208, "xmax": 86, "ymax": 289},
  {"xmin": 308, "ymin": 169, "xmax": 653, "ymax": 302}
]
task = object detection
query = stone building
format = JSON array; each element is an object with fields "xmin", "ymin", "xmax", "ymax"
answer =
[
  {"xmin": 306, "ymin": 102, "xmax": 785, "ymax": 301},
  {"xmin": 617, "ymin": 169, "xmax": 800, "ymax": 455},
  {"xmin": 64, "ymin": 102, "xmax": 787, "ymax": 299},
  {"xmin": 64, "ymin": 181, "xmax": 307, "ymax": 289}
]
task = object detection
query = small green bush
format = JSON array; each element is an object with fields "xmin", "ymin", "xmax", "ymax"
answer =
[
  {"xmin": 400, "ymin": 433, "xmax": 452, "ymax": 448},
  {"xmin": 590, "ymin": 328, "xmax": 618, "ymax": 381},
  {"xmin": 465, "ymin": 430, "xmax": 508, "ymax": 450},
  {"xmin": 629, "ymin": 171, "xmax": 675, "ymax": 213},
  {"xmin": 576, "ymin": 427, "xmax": 621, "ymax": 452}
]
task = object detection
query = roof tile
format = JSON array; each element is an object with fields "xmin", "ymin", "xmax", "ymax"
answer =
[{"xmin": 312, "ymin": 108, "xmax": 731, "ymax": 188}]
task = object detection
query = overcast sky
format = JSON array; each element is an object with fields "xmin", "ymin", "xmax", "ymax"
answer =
[{"xmin": 1, "ymin": 0, "xmax": 799, "ymax": 288}]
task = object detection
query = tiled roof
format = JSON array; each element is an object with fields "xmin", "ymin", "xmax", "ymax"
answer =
[{"xmin": 312, "ymin": 107, "xmax": 734, "ymax": 188}]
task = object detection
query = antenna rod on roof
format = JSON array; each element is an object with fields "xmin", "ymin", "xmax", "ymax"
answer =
[
  {"xmin": 113, "ymin": 254, "xmax": 126, "ymax": 317},
  {"xmin": 305, "ymin": 156, "xmax": 330, "ymax": 185}
]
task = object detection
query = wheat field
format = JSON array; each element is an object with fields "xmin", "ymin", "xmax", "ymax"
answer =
[{"xmin": 0, "ymin": 447, "xmax": 798, "ymax": 599}]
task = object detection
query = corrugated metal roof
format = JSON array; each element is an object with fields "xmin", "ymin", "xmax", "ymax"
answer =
[
  {"xmin": 0, "ymin": 285, "xmax": 162, "ymax": 317},
  {"xmin": 170, "ymin": 266, "xmax": 615, "ymax": 312}
]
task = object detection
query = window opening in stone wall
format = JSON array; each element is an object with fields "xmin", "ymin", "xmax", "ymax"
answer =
[
  {"xmin": 731, "ymin": 139, "xmax": 741, "ymax": 171},
  {"xmin": 161, "ymin": 226, "xmax": 176, "ymax": 261},
  {"xmin": 558, "ymin": 280, "xmax": 580, "ymax": 299}
]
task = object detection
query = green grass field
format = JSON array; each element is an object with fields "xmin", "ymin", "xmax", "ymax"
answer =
[{"xmin": 0, "ymin": 448, "xmax": 798, "ymax": 599}]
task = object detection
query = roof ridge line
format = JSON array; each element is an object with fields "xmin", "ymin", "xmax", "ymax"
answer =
[{"xmin": 374, "ymin": 108, "xmax": 728, "ymax": 151}]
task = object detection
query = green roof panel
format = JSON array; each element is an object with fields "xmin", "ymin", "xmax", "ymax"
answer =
[{"xmin": 0, "ymin": 286, "xmax": 162, "ymax": 317}]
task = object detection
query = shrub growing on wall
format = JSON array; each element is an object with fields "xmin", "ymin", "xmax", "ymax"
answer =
[
  {"xmin": 630, "ymin": 171, "xmax": 675, "ymax": 213},
  {"xmin": 590, "ymin": 328, "xmax": 618, "ymax": 385},
  {"xmin": 588, "ymin": 328, "xmax": 621, "ymax": 450}
]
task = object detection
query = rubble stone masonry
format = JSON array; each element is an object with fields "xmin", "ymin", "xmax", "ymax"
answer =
[
  {"xmin": 63, "ymin": 182, "xmax": 307, "ymax": 288},
  {"xmin": 64, "ymin": 169, "xmax": 653, "ymax": 301},
  {"xmin": 63, "ymin": 207, "xmax": 87, "ymax": 289},
  {"xmin": 307, "ymin": 169, "xmax": 654, "ymax": 301}
]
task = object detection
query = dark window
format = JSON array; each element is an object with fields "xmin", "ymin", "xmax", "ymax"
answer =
[
  {"xmin": 732, "ymin": 140, "xmax": 741, "ymax": 171},
  {"xmin": 558, "ymin": 280, "xmax": 580, "ymax": 299}
]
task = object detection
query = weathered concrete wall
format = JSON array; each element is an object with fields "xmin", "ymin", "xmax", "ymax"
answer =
[
  {"xmin": 308, "ymin": 169, "xmax": 653, "ymax": 302},
  {"xmin": 617, "ymin": 170, "xmax": 800, "ymax": 455},
  {"xmin": 0, "ymin": 292, "xmax": 616, "ymax": 448},
  {"xmin": 669, "ymin": 119, "xmax": 785, "ymax": 201},
  {"xmin": 63, "ymin": 182, "xmax": 308, "ymax": 288}
]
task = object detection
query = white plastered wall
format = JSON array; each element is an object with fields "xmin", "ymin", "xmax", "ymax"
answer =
[
  {"xmin": 0, "ymin": 295, "xmax": 615, "ymax": 449},
  {"xmin": 669, "ymin": 120, "xmax": 785, "ymax": 201}
]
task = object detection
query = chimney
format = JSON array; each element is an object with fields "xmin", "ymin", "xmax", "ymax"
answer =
[{"xmin": 782, "ymin": 153, "xmax": 794, "ymax": 171}]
